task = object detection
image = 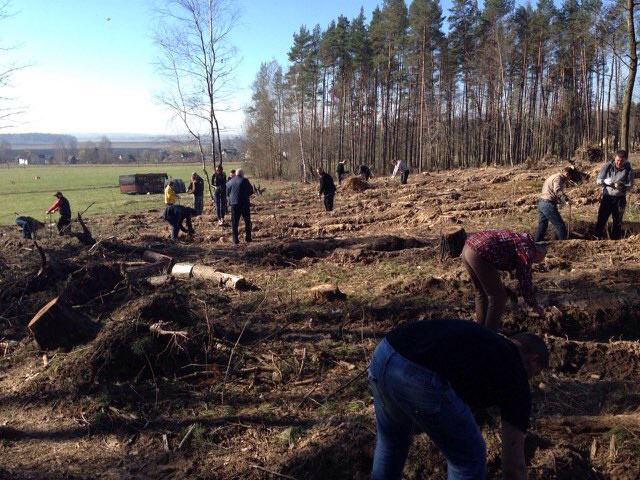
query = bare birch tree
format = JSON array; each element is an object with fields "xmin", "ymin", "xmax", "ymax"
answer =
[
  {"xmin": 0, "ymin": 1, "xmax": 27, "ymax": 129},
  {"xmin": 154, "ymin": 0, "xmax": 239, "ymax": 197}
]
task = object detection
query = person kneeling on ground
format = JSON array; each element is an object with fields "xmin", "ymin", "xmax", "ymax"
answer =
[
  {"xmin": 46, "ymin": 191, "xmax": 71, "ymax": 235},
  {"xmin": 533, "ymin": 167, "xmax": 572, "ymax": 241},
  {"xmin": 369, "ymin": 319, "xmax": 549, "ymax": 480},
  {"xmin": 317, "ymin": 166, "xmax": 336, "ymax": 212},
  {"xmin": 595, "ymin": 150, "xmax": 634, "ymax": 239},
  {"xmin": 15, "ymin": 215, "xmax": 45, "ymax": 239},
  {"xmin": 462, "ymin": 229, "xmax": 546, "ymax": 331},
  {"xmin": 162, "ymin": 204, "xmax": 198, "ymax": 241}
]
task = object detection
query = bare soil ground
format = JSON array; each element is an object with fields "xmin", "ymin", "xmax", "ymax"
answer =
[{"xmin": 1, "ymin": 160, "xmax": 639, "ymax": 479}]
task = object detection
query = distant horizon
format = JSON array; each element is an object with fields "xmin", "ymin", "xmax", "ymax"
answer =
[{"xmin": 0, "ymin": 131, "xmax": 245, "ymax": 144}]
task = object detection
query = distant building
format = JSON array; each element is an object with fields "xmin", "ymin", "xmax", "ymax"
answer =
[
  {"xmin": 222, "ymin": 148, "xmax": 238, "ymax": 157},
  {"xmin": 17, "ymin": 152, "xmax": 52, "ymax": 165},
  {"xmin": 180, "ymin": 151, "xmax": 195, "ymax": 159}
]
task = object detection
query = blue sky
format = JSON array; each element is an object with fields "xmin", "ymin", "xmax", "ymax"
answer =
[{"xmin": 2, "ymin": 0, "xmax": 441, "ymax": 136}]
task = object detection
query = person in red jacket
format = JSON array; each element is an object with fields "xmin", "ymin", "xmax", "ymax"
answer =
[{"xmin": 46, "ymin": 191, "xmax": 71, "ymax": 234}]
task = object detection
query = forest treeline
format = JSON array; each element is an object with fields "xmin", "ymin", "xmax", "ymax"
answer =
[{"xmin": 244, "ymin": 0, "xmax": 639, "ymax": 180}]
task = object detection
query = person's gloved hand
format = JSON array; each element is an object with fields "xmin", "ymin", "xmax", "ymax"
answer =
[
  {"xmin": 604, "ymin": 178, "xmax": 615, "ymax": 186},
  {"xmin": 615, "ymin": 182, "xmax": 625, "ymax": 190}
]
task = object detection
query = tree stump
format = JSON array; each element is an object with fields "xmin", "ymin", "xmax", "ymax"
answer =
[
  {"xmin": 28, "ymin": 297, "xmax": 99, "ymax": 350},
  {"xmin": 310, "ymin": 284, "xmax": 346, "ymax": 302},
  {"xmin": 439, "ymin": 227, "xmax": 467, "ymax": 261}
]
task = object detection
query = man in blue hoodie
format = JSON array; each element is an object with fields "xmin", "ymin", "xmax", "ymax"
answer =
[{"xmin": 595, "ymin": 150, "xmax": 634, "ymax": 239}]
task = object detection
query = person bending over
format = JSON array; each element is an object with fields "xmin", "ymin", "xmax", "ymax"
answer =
[
  {"xmin": 369, "ymin": 318, "xmax": 549, "ymax": 480},
  {"xmin": 462, "ymin": 229, "xmax": 546, "ymax": 330}
]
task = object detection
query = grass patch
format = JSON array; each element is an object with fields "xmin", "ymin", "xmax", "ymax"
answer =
[{"xmin": 1, "ymin": 162, "xmax": 242, "ymax": 224}]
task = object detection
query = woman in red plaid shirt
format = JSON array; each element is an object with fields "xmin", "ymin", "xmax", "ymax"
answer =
[{"xmin": 461, "ymin": 229, "xmax": 546, "ymax": 330}]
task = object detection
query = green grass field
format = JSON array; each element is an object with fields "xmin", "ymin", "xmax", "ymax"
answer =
[{"xmin": 1, "ymin": 163, "xmax": 242, "ymax": 225}]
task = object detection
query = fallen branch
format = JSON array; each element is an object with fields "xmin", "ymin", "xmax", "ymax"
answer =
[
  {"xmin": 250, "ymin": 465, "xmax": 297, "ymax": 480},
  {"xmin": 177, "ymin": 424, "xmax": 196, "ymax": 450},
  {"xmin": 323, "ymin": 367, "xmax": 367, "ymax": 402},
  {"xmin": 32, "ymin": 239, "xmax": 46, "ymax": 277}
]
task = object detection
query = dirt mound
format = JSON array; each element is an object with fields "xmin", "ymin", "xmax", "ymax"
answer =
[
  {"xmin": 343, "ymin": 176, "xmax": 370, "ymax": 192},
  {"xmin": 28, "ymin": 291, "xmax": 227, "ymax": 396}
]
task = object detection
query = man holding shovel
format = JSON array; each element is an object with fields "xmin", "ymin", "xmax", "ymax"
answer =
[{"xmin": 46, "ymin": 191, "xmax": 71, "ymax": 235}]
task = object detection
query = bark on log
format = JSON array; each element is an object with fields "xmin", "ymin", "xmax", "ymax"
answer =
[
  {"xmin": 28, "ymin": 297, "xmax": 99, "ymax": 350},
  {"xmin": 127, "ymin": 251, "xmax": 175, "ymax": 280},
  {"xmin": 439, "ymin": 227, "xmax": 467, "ymax": 260},
  {"xmin": 191, "ymin": 265, "xmax": 252, "ymax": 290}
]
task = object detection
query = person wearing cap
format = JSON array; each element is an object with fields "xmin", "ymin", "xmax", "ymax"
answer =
[
  {"xmin": 595, "ymin": 149, "xmax": 634, "ymax": 239},
  {"xmin": 162, "ymin": 204, "xmax": 198, "ymax": 241},
  {"xmin": 212, "ymin": 164, "xmax": 227, "ymax": 225},
  {"xmin": 15, "ymin": 215, "xmax": 45, "ymax": 239},
  {"xmin": 533, "ymin": 167, "xmax": 573, "ymax": 241},
  {"xmin": 46, "ymin": 191, "xmax": 71, "ymax": 234},
  {"xmin": 461, "ymin": 229, "xmax": 546, "ymax": 331},
  {"xmin": 369, "ymin": 318, "xmax": 549, "ymax": 480},
  {"xmin": 187, "ymin": 172, "xmax": 204, "ymax": 214},
  {"xmin": 226, "ymin": 168, "xmax": 254, "ymax": 244}
]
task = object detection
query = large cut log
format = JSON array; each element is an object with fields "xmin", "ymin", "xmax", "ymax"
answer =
[
  {"xmin": 126, "ymin": 250, "xmax": 175, "ymax": 280},
  {"xmin": 191, "ymin": 265, "xmax": 252, "ymax": 290},
  {"xmin": 439, "ymin": 227, "xmax": 467, "ymax": 260},
  {"xmin": 28, "ymin": 297, "xmax": 99, "ymax": 350}
]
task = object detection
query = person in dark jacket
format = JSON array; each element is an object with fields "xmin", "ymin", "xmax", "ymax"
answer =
[
  {"xmin": 369, "ymin": 319, "xmax": 549, "ymax": 480},
  {"xmin": 15, "ymin": 215, "xmax": 45, "ymax": 239},
  {"xmin": 162, "ymin": 204, "xmax": 198, "ymax": 241},
  {"xmin": 46, "ymin": 191, "xmax": 71, "ymax": 234},
  {"xmin": 211, "ymin": 164, "xmax": 227, "ymax": 225},
  {"xmin": 226, "ymin": 168, "xmax": 254, "ymax": 244},
  {"xmin": 335, "ymin": 160, "xmax": 346, "ymax": 185},
  {"xmin": 356, "ymin": 164, "xmax": 372, "ymax": 180},
  {"xmin": 317, "ymin": 167, "xmax": 336, "ymax": 212},
  {"xmin": 187, "ymin": 172, "xmax": 205, "ymax": 214},
  {"xmin": 594, "ymin": 150, "xmax": 634, "ymax": 239}
]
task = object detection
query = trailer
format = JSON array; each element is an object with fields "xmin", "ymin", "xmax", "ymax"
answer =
[{"xmin": 118, "ymin": 173, "xmax": 168, "ymax": 194}]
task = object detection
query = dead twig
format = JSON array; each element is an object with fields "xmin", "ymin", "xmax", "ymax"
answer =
[
  {"xmin": 250, "ymin": 465, "xmax": 297, "ymax": 480},
  {"xmin": 221, "ymin": 319, "xmax": 250, "ymax": 405},
  {"xmin": 323, "ymin": 367, "xmax": 368, "ymax": 403},
  {"xmin": 177, "ymin": 424, "xmax": 196, "ymax": 450}
]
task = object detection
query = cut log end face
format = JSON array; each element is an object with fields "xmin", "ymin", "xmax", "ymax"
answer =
[{"xmin": 28, "ymin": 297, "xmax": 99, "ymax": 351}]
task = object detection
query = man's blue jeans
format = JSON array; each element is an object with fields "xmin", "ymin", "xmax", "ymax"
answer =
[
  {"xmin": 368, "ymin": 339, "xmax": 485, "ymax": 480},
  {"xmin": 534, "ymin": 199, "xmax": 567, "ymax": 241}
]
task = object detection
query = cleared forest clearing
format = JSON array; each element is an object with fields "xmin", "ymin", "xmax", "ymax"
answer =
[{"xmin": 0, "ymin": 160, "xmax": 639, "ymax": 479}]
